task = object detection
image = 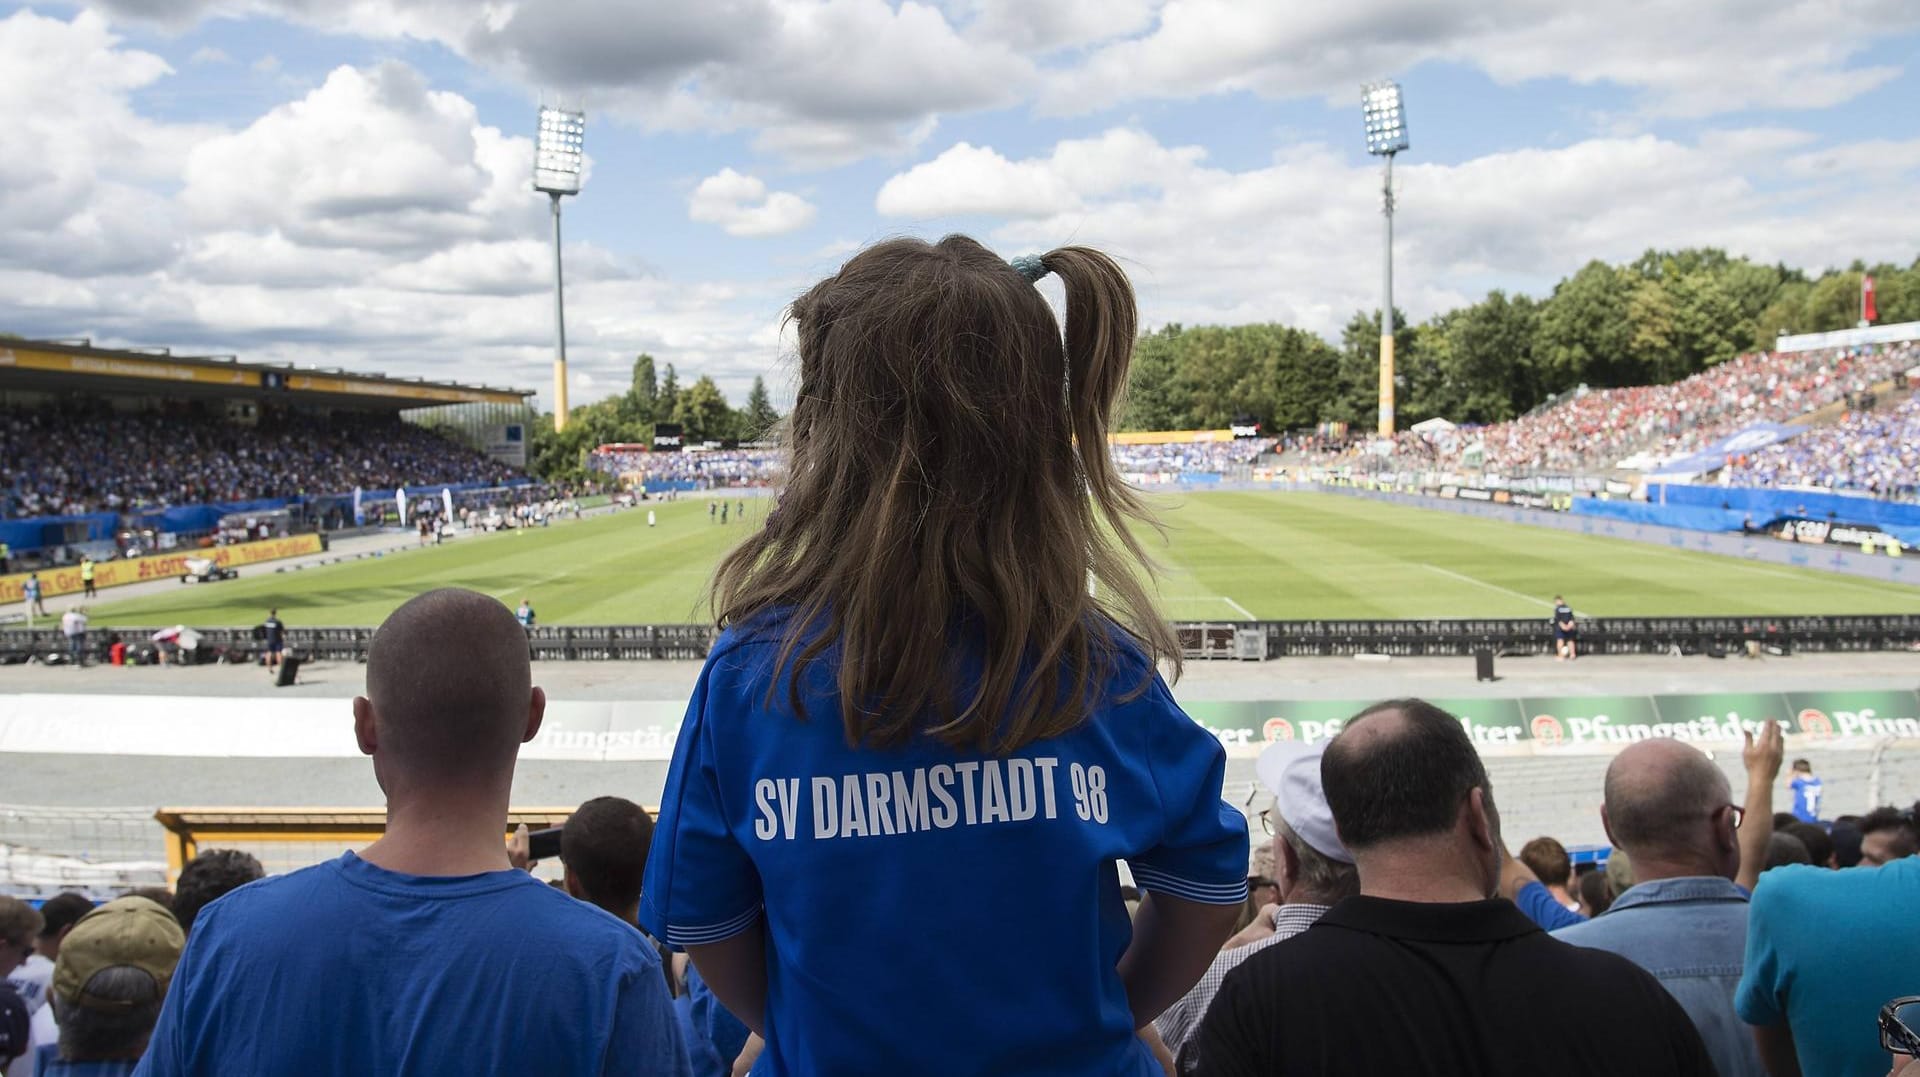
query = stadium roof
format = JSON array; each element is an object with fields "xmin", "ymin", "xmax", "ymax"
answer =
[{"xmin": 0, "ymin": 337, "xmax": 531, "ymax": 411}]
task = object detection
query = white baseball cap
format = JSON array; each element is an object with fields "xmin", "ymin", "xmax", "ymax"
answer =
[{"xmin": 1254, "ymin": 740, "xmax": 1353, "ymax": 864}]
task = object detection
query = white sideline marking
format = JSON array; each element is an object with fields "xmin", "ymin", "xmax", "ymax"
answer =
[
  {"xmin": 1221, "ymin": 596, "xmax": 1256, "ymax": 620},
  {"xmin": 1637, "ymin": 545, "xmax": 1900, "ymax": 598},
  {"xmin": 487, "ymin": 572, "xmax": 575, "ymax": 602},
  {"xmin": 1419, "ymin": 564, "xmax": 1557, "ymax": 611}
]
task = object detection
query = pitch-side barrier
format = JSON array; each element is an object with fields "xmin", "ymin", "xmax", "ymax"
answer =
[{"xmin": 4, "ymin": 614, "xmax": 1917, "ymax": 665}]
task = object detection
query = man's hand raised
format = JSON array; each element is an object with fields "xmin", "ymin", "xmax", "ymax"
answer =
[{"xmin": 1743, "ymin": 719, "xmax": 1784, "ymax": 784}]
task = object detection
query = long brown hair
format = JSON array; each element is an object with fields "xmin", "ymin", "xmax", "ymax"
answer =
[{"xmin": 712, "ymin": 235, "xmax": 1179, "ymax": 754}]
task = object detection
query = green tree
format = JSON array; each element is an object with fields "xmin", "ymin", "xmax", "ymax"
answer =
[
  {"xmin": 1413, "ymin": 291, "xmax": 1541, "ymax": 424},
  {"xmin": 671, "ymin": 375, "xmax": 733, "ymax": 442},
  {"xmin": 527, "ymin": 399, "xmax": 625, "ymax": 482},
  {"xmin": 1870, "ymin": 261, "xmax": 1920, "ymax": 324},
  {"xmin": 1801, "ymin": 270, "xmax": 1866, "ymax": 333},
  {"xmin": 658, "ymin": 364, "xmax": 681, "ymax": 425},
  {"xmin": 1623, "ymin": 277, "xmax": 1682, "ymax": 383},
  {"xmin": 1332, "ymin": 309, "xmax": 1416, "ymax": 429},
  {"xmin": 1121, "ymin": 325, "xmax": 1189, "ymax": 431},
  {"xmin": 1754, "ymin": 279, "xmax": 1813, "ymax": 342},
  {"xmin": 1260, "ymin": 325, "xmax": 1343, "ymax": 431},
  {"xmin": 740, "ymin": 376, "xmax": 780, "ymax": 438},
  {"xmin": 621, "ymin": 353, "xmax": 658, "ymax": 427},
  {"xmin": 1534, "ymin": 261, "xmax": 1635, "ymax": 388}
]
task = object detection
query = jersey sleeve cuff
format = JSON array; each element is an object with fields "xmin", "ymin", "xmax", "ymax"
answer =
[
  {"xmin": 1130, "ymin": 863, "xmax": 1249, "ymax": 906},
  {"xmin": 661, "ymin": 903, "xmax": 764, "ymax": 948}
]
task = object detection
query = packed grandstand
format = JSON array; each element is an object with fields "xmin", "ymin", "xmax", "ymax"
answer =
[
  {"xmin": 0, "ymin": 407, "xmax": 523, "ymax": 520},
  {"xmin": 5, "ymin": 330, "xmax": 1920, "ymax": 570},
  {"xmin": 1291, "ymin": 338, "xmax": 1920, "ymax": 491}
]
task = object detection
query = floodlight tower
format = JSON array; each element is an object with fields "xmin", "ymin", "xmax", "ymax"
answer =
[
  {"xmin": 533, "ymin": 105, "xmax": 586, "ymax": 433},
  {"xmin": 1361, "ymin": 80, "xmax": 1408, "ymax": 437}
]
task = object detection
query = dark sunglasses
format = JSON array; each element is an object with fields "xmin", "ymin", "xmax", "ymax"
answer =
[{"xmin": 1881, "ymin": 996, "xmax": 1920, "ymax": 1057}]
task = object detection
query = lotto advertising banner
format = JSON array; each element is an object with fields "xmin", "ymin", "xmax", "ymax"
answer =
[
  {"xmin": 1183, "ymin": 690, "xmax": 1920, "ymax": 756},
  {"xmin": 0, "ymin": 534, "xmax": 324, "ymax": 604}
]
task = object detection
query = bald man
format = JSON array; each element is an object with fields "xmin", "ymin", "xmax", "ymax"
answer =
[
  {"xmin": 136, "ymin": 590, "xmax": 690, "ymax": 1077},
  {"xmin": 1555, "ymin": 734, "xmax": 1770, "ymax": 1077},
  {"xmin": 1191, "ymin": 699, "xmax": 1711, "ymax": 1076}
]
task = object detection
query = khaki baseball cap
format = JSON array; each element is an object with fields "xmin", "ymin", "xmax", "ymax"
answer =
[{"xmin": 52, "ymin": 897, "xmax": 184, "ymax": 1010}]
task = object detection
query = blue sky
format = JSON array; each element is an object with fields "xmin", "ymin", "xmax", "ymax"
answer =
[{"xmin": 2, "ymin": 1, "xmax": 1916, "ymax": 410}]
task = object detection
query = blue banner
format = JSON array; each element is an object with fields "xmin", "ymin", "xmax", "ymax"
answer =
[{"xmin": 1649, "ymin": 422, "xmax": 1806, "ymax": 476}]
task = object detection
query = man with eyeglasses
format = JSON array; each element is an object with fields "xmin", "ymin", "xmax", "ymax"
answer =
[
  {"xmin": 1156, "ymin": 741, "xmax": 1357, "ymax": 1072},
  {"xmin": 1554, "ymin": 727, "xmax": 1781, "ymax": 1077}
]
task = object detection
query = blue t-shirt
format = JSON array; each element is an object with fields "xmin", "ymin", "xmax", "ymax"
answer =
[
  {"xmin": 639, "ymin": 618, "xmax": 1249, "ymax": 1076},
  {"xmin": 1789, "ymin": 774, "xmax": 1823, "ymax": 822},
  {"xmin": 682, "ymin": 961, "xmax": 751, "ymax": 1077},
  {"xmin": 134, "ymin": 852, "xmax": 689, "ymax": 1077},
  {"xmin": 1736, "ymin": 857, "xmax": 1920, "ymax": 1077},
  {"xmin": 1513, "ymin": 879, "xmax": 1584, "ymax": 932}
]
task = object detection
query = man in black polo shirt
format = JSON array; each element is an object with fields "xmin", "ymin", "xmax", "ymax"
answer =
[{"xmin": 1190, "ymin": 699, "xmax": 1713, "ymax": 1076}]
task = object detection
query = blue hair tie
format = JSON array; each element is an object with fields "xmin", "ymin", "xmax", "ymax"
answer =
[{"xmin": 1010, "ymin": 255, "xmax": 1049, "ymax": 283}]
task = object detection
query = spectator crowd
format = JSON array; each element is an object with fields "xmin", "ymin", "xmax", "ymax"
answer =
[
  {"xmin": 5, "ymin": 592, "xmax": 1915, "ymax": 1075},
  {"xmin": 1109, "ymin": 439, "xmax": 1275, "ymax": 479},
  {"xmin": 1, "ymin": 406, "xmax": 525, "ymax": 520},
  {"xmin": 589, "ymin": 449, "xmax": 785, "ymax": 489},
  {"xmin": 1719, "ymin": 396, "xmax": 1920, "ymax": 499},
  {"xmin": 1287, "ymin": 341, "xmax": 1919, "ymax": 486},
  {"xmin": 589, "ymin": 439, "xmax": 1281, "ymax": 489},
  {"xmin": 1462, "ymin": 342, "xmax": 1917, "ymax": 476}
]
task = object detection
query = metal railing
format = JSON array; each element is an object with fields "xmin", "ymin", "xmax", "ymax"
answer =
[{"xmin": 5, "ymin": 614, "xmax": 1918, "ymax": 665}]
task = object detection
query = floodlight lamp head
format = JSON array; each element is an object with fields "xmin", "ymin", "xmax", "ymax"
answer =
[
  {"xmin": 1361, "ymin": 79, "xmax": 1409, "ymax": 156},
  {"xmin": 533, "ymin": 105, "xmax": 586, "ymax": 195}
]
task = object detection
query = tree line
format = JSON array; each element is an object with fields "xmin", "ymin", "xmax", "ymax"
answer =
[
  {"xmin": 529, "ymin": 354, "xmax": 780, "ymax": 480},
  {"xmin": 1122, "ymin": 250, "xmax": 1920, "ymax": 433}
]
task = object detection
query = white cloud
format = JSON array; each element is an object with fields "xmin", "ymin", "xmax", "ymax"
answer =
[
  {"xmin": 90, "ymin": 0, "xmax": 1028, "ymax": 167},
  {"xmin": 689, "ymin": 168, "xmax": 818, "ymax": 237},
  {"xmin": 1042, "ymin": 0, "xmax": 1920, "ymax": 118},
  {"xmin": 0, "ymin": 9, "xmax": 199, "ymax": 277},
  {"xmin": 250, "ymin": 52, "xmax": 280, "ymax": 73},
  {"xmin": 0, "ymin": 11, "xmax": 792, "ymax": 410},
  {"xmin": 875, "ymin": 126, "xmax": 1920, "ymax": 341},
  {"xmin": 180, "ymin": 62, "xmax": 541, "ymax": 255},
  {"xmin": 188, "ymin": 45, "xmax": 231, "ymax": 64},
  {"xmin": 78, "ymin": 0, "xmax": 1920, "ymax": 167},
  {"xmin": 878, "ymin": 143, "xmax": 1079, "ymax": 218},
  {"xmin": 957, "ymin": 0, "xmax": 1160, "ymax": 52},
  {"xmin": 876, "ymin": 129, "xmax": 1206, "ymax": 218}
]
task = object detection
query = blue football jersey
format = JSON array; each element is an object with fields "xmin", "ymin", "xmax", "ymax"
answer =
[
  {"xmin": 640, "ymin": 615, "xmax": 1249, "ymax": 1076},
  {"xmin": 1790, "ymin": 775, "xmax": 1824, "ymax": 822}
]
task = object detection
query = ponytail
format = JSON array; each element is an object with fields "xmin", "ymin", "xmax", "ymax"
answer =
[{"xmin": 1045, "ymin": 246, "xmax": 1181, "ymax": 689}]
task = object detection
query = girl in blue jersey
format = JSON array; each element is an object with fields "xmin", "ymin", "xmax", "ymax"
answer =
[{"xmin": 640, "ymin": 236, "xmax": 1249, "ymax": 1076}]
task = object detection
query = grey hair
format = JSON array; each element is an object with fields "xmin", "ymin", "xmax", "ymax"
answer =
[
  {"xmin": 1273, "ymin": 808, "xmax": 1360, "ymax": 905},
  {"xmin": 53, "ymin": 966, "xmax": 163, "ymax": 1062}
]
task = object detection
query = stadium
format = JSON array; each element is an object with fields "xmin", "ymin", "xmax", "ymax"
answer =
[
  {"xmin": 6, "ymin": 328, "xmax": 1919, "ymax": 878},
  {"xmin": 3, "ymin": 5, "xmax": 1919, "ymax": 1075}
]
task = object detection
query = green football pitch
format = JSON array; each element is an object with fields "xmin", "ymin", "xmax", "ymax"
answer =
[{"xmin": 83, "ymin": 491, "xmax": 1920, "ymax": 626}]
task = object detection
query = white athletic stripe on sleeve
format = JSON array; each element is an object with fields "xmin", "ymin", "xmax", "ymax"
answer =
[
  {"xmin": 663, "ymin": 904, "xmax": 764, "ymax": 947},
  {"xmin": 1129, "ymin": 864, "xmax": 1249, "ymax": 906}
]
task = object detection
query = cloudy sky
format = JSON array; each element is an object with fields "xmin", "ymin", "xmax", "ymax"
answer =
[{"xmin": 2, "ymin": 2, "xmax": 1917, "ymax": 410}]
